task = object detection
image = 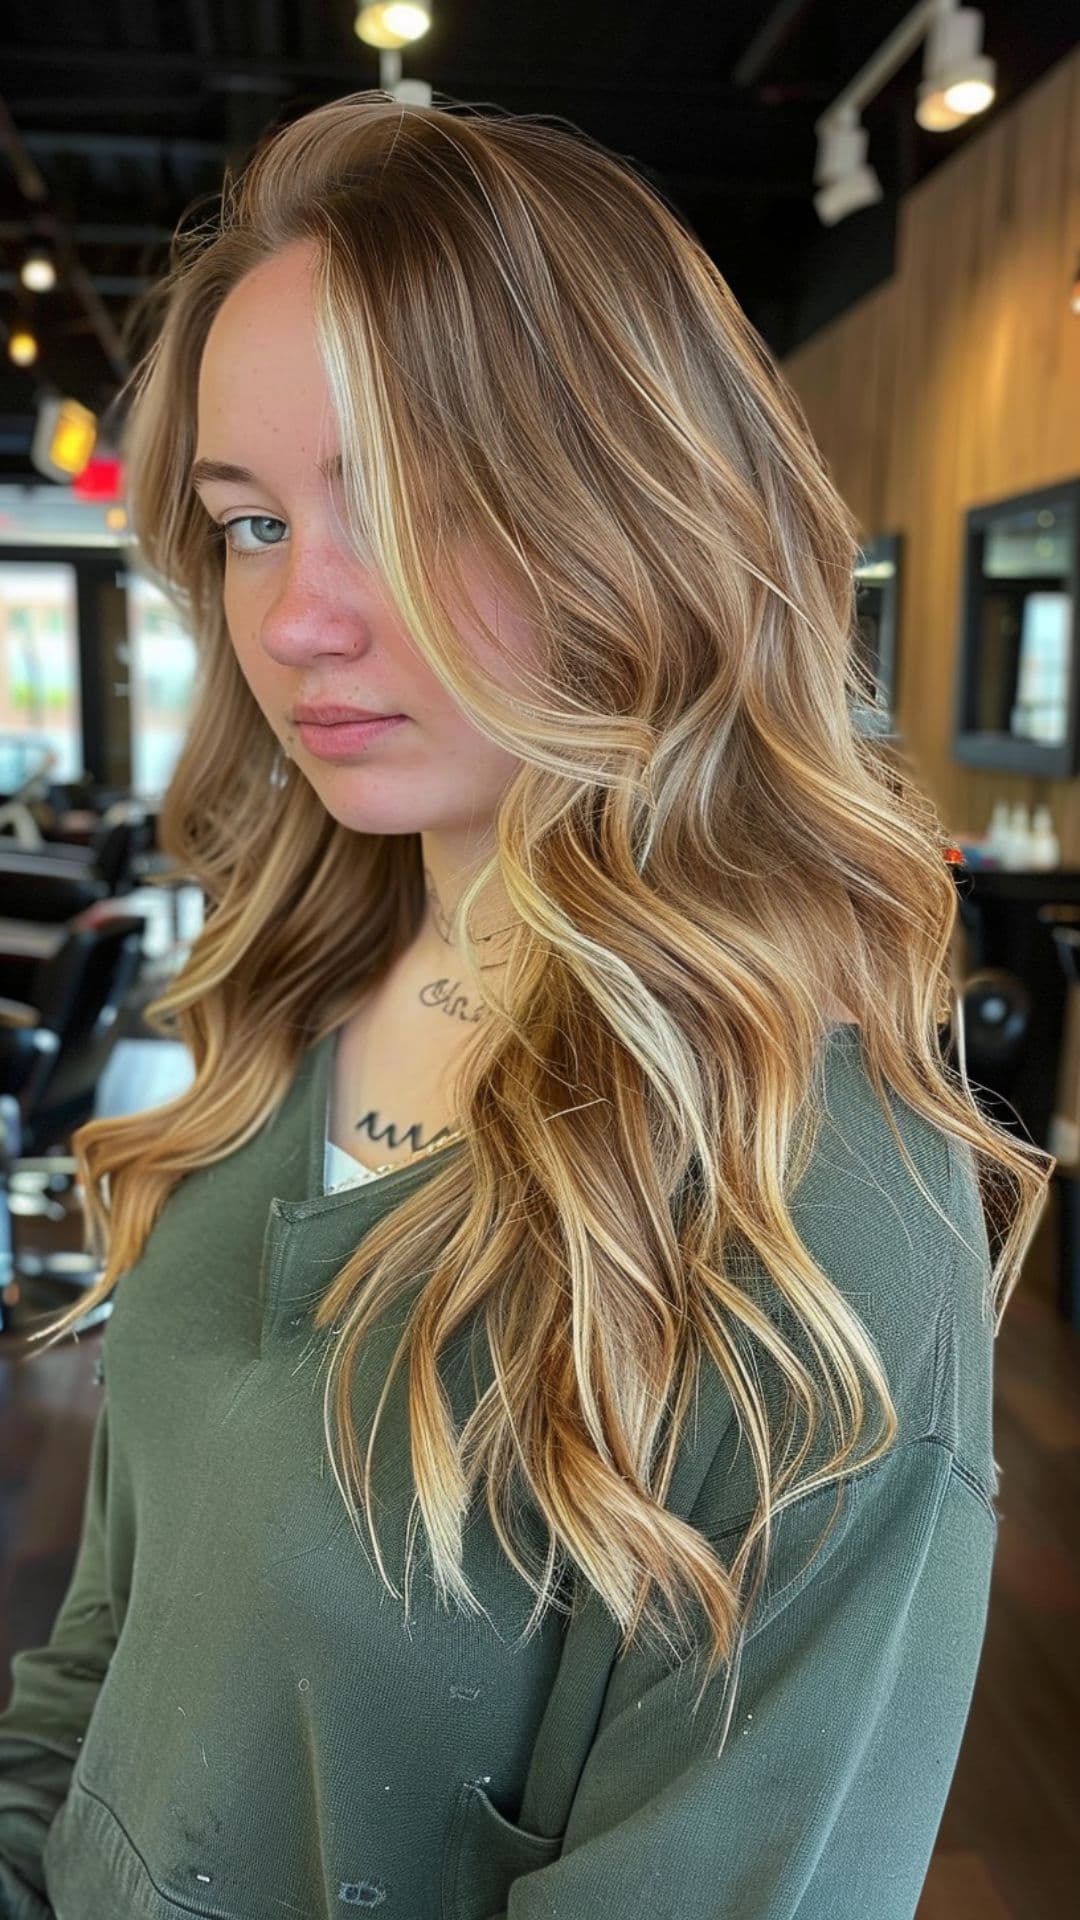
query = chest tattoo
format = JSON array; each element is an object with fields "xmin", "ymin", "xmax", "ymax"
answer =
[{"xmin": 351, "ymin": 1108, "xmax": 457, "ymax": 1154}]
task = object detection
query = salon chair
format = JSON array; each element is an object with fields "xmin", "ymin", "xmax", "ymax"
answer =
[{"xmin": 0, "ymin": 915, "xmax": 146, "ymax": 1338}]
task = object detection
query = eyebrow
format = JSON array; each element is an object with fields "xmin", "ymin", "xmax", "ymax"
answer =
[{"xmin": 189, "ymin": 452, "xmax": 345, "ymax": 491}]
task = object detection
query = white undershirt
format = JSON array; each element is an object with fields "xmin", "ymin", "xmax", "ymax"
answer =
[{"xmin": 323, "ymin": 1135, "xmax": 381, "ymax": 1194}]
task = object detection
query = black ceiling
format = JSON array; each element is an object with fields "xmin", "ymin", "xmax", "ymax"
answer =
[{"xmin": 0, "ymin": 1, "xmax": 1076, "ymax": 477}]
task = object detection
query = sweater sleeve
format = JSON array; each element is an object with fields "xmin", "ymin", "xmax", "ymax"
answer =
[
  {"xmin": 494, "ymin": 1434, "xmax": 997, "ymax": 1920},
  {"xmin": 0, "ymin": 1394, "xmax": 117, "ymax": 1920}
]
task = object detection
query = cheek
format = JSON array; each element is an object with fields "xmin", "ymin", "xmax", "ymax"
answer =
[
  {"xmin": 452, "ymin": 712, "xmax": 528, "ymax": 787},
  {"xmin": 222, "ymin": 570, "xmax": 251, "ymax": 643},
  {"xmin": 223, "ymin": 586, "xmax": 274, "ymax": 702},
  {"xmin": 223, "ymin": 572, "xmax": 262, "ymax": 656}
]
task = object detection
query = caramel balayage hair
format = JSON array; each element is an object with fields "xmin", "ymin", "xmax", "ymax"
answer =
[{"xmin": 25, "ymin": 91, "xmax": 1052, "ymax": 1746}]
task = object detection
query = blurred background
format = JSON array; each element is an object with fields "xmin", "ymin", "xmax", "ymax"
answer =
[{"xmin": 0, "ymin": 7, "xmax": 1078, "ymax": 1911}]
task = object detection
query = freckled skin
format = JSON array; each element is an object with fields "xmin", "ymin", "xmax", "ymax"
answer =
[{"xmin": 194, "ymin": 236, "xmax": 535, "ymax": 994}]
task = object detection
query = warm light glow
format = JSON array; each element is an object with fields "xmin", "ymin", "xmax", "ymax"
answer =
[
  {"xmin": 31, "ymin": 393, "xmax": 98, "ymax": 480},
  {"xmin": 915, "ymin": 88, "xmax": 968, "ymax": 131},
  {"xmin": 51, "ymin": 408, "xmax": 97, "ymax": 475},
  {"xmin": 353, "ymin": 2, "xmax": 431, "ymax": 50},
  {"xmin": 8, "ymin": 329, "xmax": 38, "ymax": 367},
  {"xmin": 942, "ymin": 76, "xmax": 995, "ymax": 115},
  {"xmin": 105, "ymin": 505, "xmax": 128, "ymax": 531},
  {"xmin": 21, "ymin": 249, "xmax": 57, "ymax": 293},
  {"xmin": 35, "ymin": 396, "xmax": 98, "ymax": 476}
]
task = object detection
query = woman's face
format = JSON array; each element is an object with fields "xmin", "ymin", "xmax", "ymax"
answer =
[{"xmin": 191, "ymin": 237, "xmax": 533, "ymax": 846}]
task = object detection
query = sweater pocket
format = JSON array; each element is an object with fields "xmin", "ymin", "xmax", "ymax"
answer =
[{"xmin": 441, "ymin": 1777, "xmax": 562, "ymax": 1920}]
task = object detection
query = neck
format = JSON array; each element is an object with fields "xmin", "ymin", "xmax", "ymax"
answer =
[
  {"xmin": 404, "ymin": 917, "xmax": 514, "ymax": 1004},
  {"xmin": 412, "ymin": 845, "xmax": 515, "ymax": 972}
]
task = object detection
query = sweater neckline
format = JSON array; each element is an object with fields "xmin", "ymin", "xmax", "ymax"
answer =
[{"xmin": 298, "ymin": 1018, "xmax": 861, "ymax": 1212}]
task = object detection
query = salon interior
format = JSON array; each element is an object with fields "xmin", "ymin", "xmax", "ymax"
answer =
[{"xmin": 0, "ymin": 5, "xmax": 1078, "ymax": 1911}]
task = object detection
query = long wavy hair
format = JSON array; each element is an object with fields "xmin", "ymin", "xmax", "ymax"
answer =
[{"xmin": 25, "ymin": 91, "xmax": 1052, "ymax": 1736}]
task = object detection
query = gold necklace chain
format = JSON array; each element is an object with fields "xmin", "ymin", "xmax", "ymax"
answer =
[{"xmin": 367, "ymin": 1126, "xmax": 464, "ymax": 1178}]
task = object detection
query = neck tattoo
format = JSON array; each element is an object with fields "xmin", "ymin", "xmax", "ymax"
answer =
[
  {"xmin": 418, "ymin": 976, "xmax": 490, "ymax": 1023},
  {"xmin": 346, "ymin": 873, "xmax": 512, "ymax": 1153}
]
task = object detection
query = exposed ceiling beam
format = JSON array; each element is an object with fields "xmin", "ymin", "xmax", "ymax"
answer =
[
  {"xmin": 0, "ymin": 220, "xmax": 178, "ymax": 246},
  {"xmin": 0, "ymin": 42, "xmax": 831, "ymax": 103},
  {"xmin": 0, "ymin": 270, "xmax": 148, "ymax": 296},
  {"xmin": 184, "ymin": 0, "xmax": 218, "ymax": 61},
  {"xmin": 0, "ymin": 93, "xmax": 130, "ymax": 379},
  {"xmin": 20, "ymin": 130, "xmax": 221, "ymax": 161},
  {"xmin": 732, "ymin": 0, "xmax": 820, "ymax": 86}
]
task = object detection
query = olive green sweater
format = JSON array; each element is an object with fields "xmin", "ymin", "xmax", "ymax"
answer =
[{"xmin": 0, "ymin": 1023, "xmax": 999, "ymax": 1919}]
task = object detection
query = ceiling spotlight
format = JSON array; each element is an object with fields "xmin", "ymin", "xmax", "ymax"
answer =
[
  {"xmin": 813, "ymin": 109, "xmax": 883, "ymax": 226},
  {"xmin": 21, "ymin": 238, "xmax": 57, "ymax": 293},
  {"xmin": 916, "ymin": 3, "xmax": 996, "ymax": 131},
  {"xmin": 353, "ymin": 3, "xmax": 432, "ymax": 50}
]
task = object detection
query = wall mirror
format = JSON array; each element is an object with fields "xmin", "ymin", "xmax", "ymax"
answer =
[
  {"xmin": 852, "ymin": 533, "xmax": 902, "ymax": 737},
  {"xmin": 953, "ymin": 478, "xmax": 1080, "ymax": 776}
]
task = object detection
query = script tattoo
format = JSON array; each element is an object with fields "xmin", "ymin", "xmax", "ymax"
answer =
[{"xmin": 418, "ymin": 976, "xmax": 491, "ymax": 1023}]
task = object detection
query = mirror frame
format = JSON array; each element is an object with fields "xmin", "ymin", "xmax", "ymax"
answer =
[
  {"xmin": 952, "ymin": 477, "xmax": 1080, "ymax": 778},
  {"xmin": 853, "ymin": 532, "xmax": 903, "ymax": 736}
]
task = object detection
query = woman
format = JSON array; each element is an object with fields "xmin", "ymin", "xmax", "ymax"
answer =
[{"xmin": 0, "ymin": 91, "xmax": 1051, "ymax": 1920}]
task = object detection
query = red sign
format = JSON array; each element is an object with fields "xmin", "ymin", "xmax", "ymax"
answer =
[{"xmin": 72, "ymin": 455, "xmax": 124, "ymax": 502}]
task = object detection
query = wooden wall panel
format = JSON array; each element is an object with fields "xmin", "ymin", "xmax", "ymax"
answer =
[{"xmin": 782, "ymin": 45, "xmax": 1080, "ymax": 854}]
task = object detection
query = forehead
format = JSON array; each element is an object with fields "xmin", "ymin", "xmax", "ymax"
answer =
[
  {"xmin": 196, "ymin": 241, "xmax": 334, "ymax": 470},
  {"xmin": 204, "ymin": 240, "xmax": 318, "ymax": 355}
]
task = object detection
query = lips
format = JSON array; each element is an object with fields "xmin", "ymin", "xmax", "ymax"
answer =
[
  {"xmin": 291, "ymin": 705, "xmax": 399, "ymax": 725},
  {"xmin": 294, "ymin": 713, "xmax": 408, "ymax": 759}
]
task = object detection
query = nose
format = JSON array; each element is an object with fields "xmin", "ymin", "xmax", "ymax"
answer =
[{"xmin": 257, "ymin": 547, "xmax": 376, "ymax": 669}]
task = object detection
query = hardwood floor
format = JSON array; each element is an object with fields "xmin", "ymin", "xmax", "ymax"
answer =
[{"xmin": 1, "ymin": 1065, "xmax": 1078, "ymax": 1913}]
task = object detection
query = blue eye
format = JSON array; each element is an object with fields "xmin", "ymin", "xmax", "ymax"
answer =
[{"xmin": 220, "ymin": 514, "xmax": 287, "ymax": 557}]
